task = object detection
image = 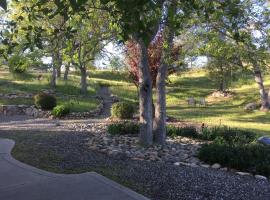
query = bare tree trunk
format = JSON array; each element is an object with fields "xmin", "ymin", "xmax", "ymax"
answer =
[
  {"xmin": 56, "ymin": 53, "xmax": 62, "ymax": 78},
  {"xmin": 64, "ymin": 64, "xmax": 70, "ymax": 81},
  {"xmin": 153, "ymin": 0, "xmax": 175, "ymax": 145},
  {"xmin": 153, "ymin": 61, "xmax": 167, "ymax": 144},
  {"xmin": 137, "ymin": 40, "xmax": 153, "ymax": 146},
  {"xmin": 153, "ymin": 33, "xmax": 174, "ymax": 144},
  {"xmin": 51, "ymin": 54, "xmax": 57, "ymax": 88},
  {"xmin": 80, "ymin": 66, "xmax": 88, "ymax": 95},
  {"xmin": 51, "ymin": 64, "xmax": 57, "ymax": 88},
  {"xmin": 57, "ymin": 67, "xmax": 61, "ymax": 78},
  {"xmin": 250, "ymin": 58, "xmax": 269, "ymax": 111}
]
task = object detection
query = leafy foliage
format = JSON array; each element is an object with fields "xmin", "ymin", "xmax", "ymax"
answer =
[
  {"xmin": 111, "ymin": 102, "xmax": 135, "ymax": 119},
  {"xmin": 201, "ymin": 126, "xmax": 256, "ymax": 145},
  {"xmin": 125, "ymin": 33, "xmax": 182, "ymax": 87},
  {"xmin": 52, "ymin": 105, "xmax": 70, "ymax": 117},
  {"xmin": 108, "ymin": 121, "xmax": 139, "ymax": 135},
  {"xmin": 8, "ymin": 54, "xmax": 30, "ymax": 73},
  {"xmin": 167, "ymin": 126, "xmax": 198, "ymax": 138},
  {"xmin": 198, "ymin": 125, "xmax": 267, "ymax": 177},
  {"xmin": 34, "ymin": 93, "xmax": 57, "ymax": 110},
  {"xmin": 198, "ymin": 143, "xmax": 270, "ymax": 178}
]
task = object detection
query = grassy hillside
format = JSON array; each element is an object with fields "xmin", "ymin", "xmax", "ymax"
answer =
[
  {"xmin": 0, "ymin": 68, "xmax": 99, "ymax": 112},
  {"xmin": 1, "ymin": 67, "xmax": 270, "ymax": 135},
  {"xmin": 106, "ymin": 70, "xmax": 270, "ymax": 135}
]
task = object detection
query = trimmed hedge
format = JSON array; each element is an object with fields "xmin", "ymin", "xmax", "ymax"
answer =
[
  {"xmin": 108, "ymin": 121, "xmax": 139, "ymax": 135},
  {"xmin": 111, "ymin": 102, "xmax": 135, "ymax": 119},
  {"xmin": 34, "ymin": 93, "xmax": 57, "ymax": 110},
  {"xmin": 198, "ymin": 143, "xmax": 270, "ymax": 177},
  {"xmin": 167, "ymin": 126, "xmax": 198, "ymax": 138},
  {"xmin": 52, "ymin": 105, "xmax": 70, "ymax": 117}
]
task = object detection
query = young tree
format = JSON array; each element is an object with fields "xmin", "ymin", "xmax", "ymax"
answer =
[
  {"xmin": 68, "ymin": 7, "xmax": 113, "ymax": 95},
  {"xmin": 202, "ymin": 0, "xmax": 270, "ymax": 110},
  {"xmin": 4, "ymin": 0, "xmax": 67, "ymax": 88}
]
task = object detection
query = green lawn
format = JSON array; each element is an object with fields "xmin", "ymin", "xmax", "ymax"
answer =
[
  {"xmin": 1, "ymin": 67, "xmax": 270, "ymax": 135},
  {"xmin": 103, "ymin": 69, "xmax": 270, "ymax": 136},
  {"xmin": 0, "ymin": 68, "xmax": 99, "ymax": 112}
]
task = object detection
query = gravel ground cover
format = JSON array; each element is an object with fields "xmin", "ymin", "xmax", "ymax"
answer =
[{"xmin": 1, "ymin": 130, "xmax": 270, "ymax": 200}]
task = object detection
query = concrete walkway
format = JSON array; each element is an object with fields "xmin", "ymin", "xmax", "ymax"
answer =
[{"xmin": 0, "ymin": 138, "xmax": 149, "ymax": 200}]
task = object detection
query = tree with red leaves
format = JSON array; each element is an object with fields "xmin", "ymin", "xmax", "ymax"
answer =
[
  {"xmin": 125, "ymin": 32, "xmax": 181, "ymax": 88},
  {"xmin": 125, "ymin": 33, "xmax": 163, "ymax": 87}
]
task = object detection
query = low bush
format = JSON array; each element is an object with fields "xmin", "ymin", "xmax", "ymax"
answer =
[
  {"xmin": 201, "ymin": 126, "xmax": 256, "ymax": 145},
  {"xmin": 108, "ymin": 122, "xmax": 139, "ymax": 135},
  {"xmin": 34, "ymin": 93, "xmax": 57, "ymax": 110},
  {"xmin": 52, "ymin": 105, "xmax": 70, "ymax": 117},
  {"xmin": 198, "ymin": 143, "xmax": 270, "ymax": 178},
  {"xmin": 167, "ymin": 126, "xmax": 198, "ymax": 138},
  {"xmin": 111, "ymin": 102, "xmax": 135, "ymax": 119}
]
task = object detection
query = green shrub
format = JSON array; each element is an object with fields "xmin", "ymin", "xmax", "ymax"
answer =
[
  {"xmin": 34, "ymin": 93, "xmax": 57, "ymax": 110},
  {"xmin": 108, "ymin": 122, "xmax": 139, "ymax": 135},
  {"xmin": 167, "ymin": 126, "xmax": 198, "ymax": 138},
  {"xmin": 111, "ymin": 102, "xmax": 135, "ymax": 119},
  {"xmin": 8, "ymin": 54, "xmax": 30, "ymax": 73},
  {"xmin": 198, "ymin": 143, "xmax": 270, "ymax": 178},
  {"xmin": 201, "ymin": 126, "xmax": 256, "ymax": 145},
  {"xmin": 52, "ymin": 105, "xmax": 70, "ymax": 117}
]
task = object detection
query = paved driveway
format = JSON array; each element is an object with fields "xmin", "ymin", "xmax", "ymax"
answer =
[{"xmin": 0, "ymin": 139, "xmax": 149, "ymax": 200}]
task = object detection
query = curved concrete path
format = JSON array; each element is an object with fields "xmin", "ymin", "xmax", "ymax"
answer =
[{"xmin": 0, "ymin": 138, "xmax": 149, "ymax": 200}]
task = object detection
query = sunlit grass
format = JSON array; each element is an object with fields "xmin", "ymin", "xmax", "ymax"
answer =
[
  {"xmin": 1, "ymin": 67, "xmax": 270, "ymax": 135},
  {"xmin": 0, "ymin": 69, "xmax": 99, "ymax": 112},
  {"xmin": 102, "ymin": 69, "xmax": 270, "ymax": 136}
]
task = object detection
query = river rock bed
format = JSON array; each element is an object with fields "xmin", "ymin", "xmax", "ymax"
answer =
[{"xmin": 67, "ymin": 122, "xmax": 206, "ymax": 165}]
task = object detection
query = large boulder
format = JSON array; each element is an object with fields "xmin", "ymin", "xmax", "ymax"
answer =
[
  {"xmin": 244, "ymin": 102, "xmax": 257, "ymax": 111},
  {"xmin": 258, "ymin": 136, "xmax": 270, "ymax": 146}
]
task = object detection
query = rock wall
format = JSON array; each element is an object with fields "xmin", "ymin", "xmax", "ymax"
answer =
[{"xmin": 0, "ymin": 105, "xmax": 50, "ymax": 117}]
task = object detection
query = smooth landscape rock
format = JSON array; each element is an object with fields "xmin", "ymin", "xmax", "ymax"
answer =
[
  {"xmin": 201, "ymin": 164, "xmax": 210, "ymax": 168},
  {"xmin": 236, "ymin": 172, "xmax": 252, "ymax": 176},
  {"xmin": 257, "ymin": 136, "xmax": 270, "ymax": 146},
  {"xmin": 244, "ymin": 102, "xmax": 257, "ymax": 111},
  {"xmin": 211, "ymin": 163, "xmax": 221, "ymax": 169},
  {"xmin": 255, "ymin": 175, "xmax": 268, "ymax": 181}
]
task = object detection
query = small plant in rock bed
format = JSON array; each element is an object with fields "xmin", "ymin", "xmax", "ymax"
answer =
[
  {"xmin": 52, "ymin": 105, "xmax": 70, "ymax": 117},
  {"xmin": 34, "ymin": 93, "xmax": 57, "ymax": 110},
  {"xmin": 201, "ymin": 126, "xmax": 256, "ymax": 145},
  {"xmin": 108, "ymin": 122, "xmax": 139, "ymax": 135},
  {"xmin": 111, "ymin": 102, "xmax": 135, "ymax": 119},
  {"xmin": 167, "ymin": 126, "xmax": 198, "ymax": 138}
]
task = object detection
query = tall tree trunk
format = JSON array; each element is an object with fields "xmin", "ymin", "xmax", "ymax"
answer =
[
  {"xmin": 80, "ymin": 66, "xmax": 87, "ymax": 95},
  {"xmin": 251, "ymin": 59, "xmax": 269, "ymax": 111},
  {"xmin": 56, "ymin": 53, "xmax": 62, "ymax": 78},
  {"xmin": 153, "ymin": 0, "xmax": 175, "ymax": 145},
  {"xmin": 219, "ymin": 63, "xmax": 226, "ymax": 92},
  {"xmin": 51, "ymin": 54, "xmax": 57, "ymax": 88},
  {"xmin": 64, "ymin": 64, "xmax": 70, "ymax": 81},
  {"xmin": 137, "ymin": 40, "xmax": 153, "ymax": 146},
  {"xmin": 51, "ymin": 64, "xmax": 57, "ymax": 88},
  {"xmin": 153, "ymin": 61, "xmax": 167, "ymax": 144},
  {"xmin": 153, "ymin": 34, "xmax": 174, "ymax": 144},
  {"xmin": 57, "ymin": 67, "xmax": 61, "ymax": 78}
]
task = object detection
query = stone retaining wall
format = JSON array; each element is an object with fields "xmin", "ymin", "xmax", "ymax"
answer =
[{"xmin": 0, "ymin": 105, "xmax": 50, "ymax": 117}]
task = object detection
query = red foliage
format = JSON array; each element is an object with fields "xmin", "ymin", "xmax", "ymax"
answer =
[{"xmin": 125, "ymin": 33, "xmax": 164, "ymax": 87}]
